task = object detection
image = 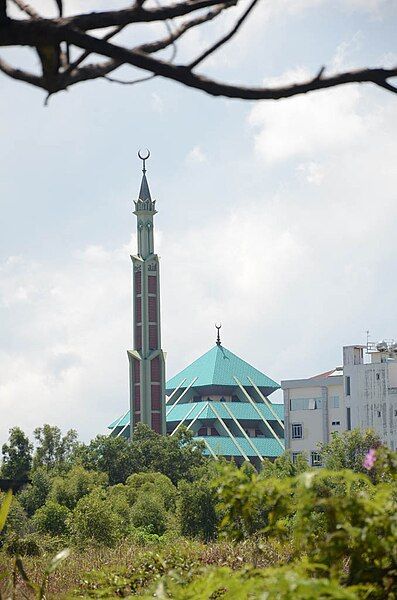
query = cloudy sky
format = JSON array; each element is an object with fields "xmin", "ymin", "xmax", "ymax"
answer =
[{"xmin": 0, "ymin": 0, "xmax": 396, "ymax": 445}]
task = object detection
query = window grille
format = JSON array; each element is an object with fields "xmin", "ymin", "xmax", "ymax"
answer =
[{"xmin": 291, "ymin": 423, "xmax": 303, "ymax": 439}]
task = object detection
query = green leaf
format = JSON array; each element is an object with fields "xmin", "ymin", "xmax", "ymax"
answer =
[
  {"xmin": 0, "ymin": 489, "xmax": 13, "ymax": 532},
  {"xmin": 15, "ymin": 557, "xmax": 39, "ymax": 594}
]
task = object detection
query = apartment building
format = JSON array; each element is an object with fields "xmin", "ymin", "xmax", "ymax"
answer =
[{"xmin": 282, "ymin": 342, "xmax": 397, "ymax": 465}]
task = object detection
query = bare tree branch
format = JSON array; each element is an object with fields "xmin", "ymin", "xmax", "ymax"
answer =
[
  {"xmin": 0, "ymin": 0, "xmax": 396, "ymax": 102},
  {"xmin": 41, "ymin": 23, "xmax": 397, "ymax": 99},
  {"xmin": 68, "ymin": 3, "xmax": 231, "ymax": 85},
  {"xmin": 189, "ymin": 0, "xmax": 258, "ymax": 68},
  {"xmin": 62, "ymin": 0, "xmax": 230, "ymax": 30},
  {"xmin": 104, "ymin": 73, "xmax": 155, "ymax": 85},
  {"xmin": 10, "ymin": 0, "xmax": 40, "ymax": 19},
  {"xmin": 0, "ymin": 55, "xmax": 43, "ymax": 87}
]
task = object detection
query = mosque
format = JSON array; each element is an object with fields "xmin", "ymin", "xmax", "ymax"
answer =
[{"xmin": 108, "ymin": 153, "xmax": 285, "ymax": 466}]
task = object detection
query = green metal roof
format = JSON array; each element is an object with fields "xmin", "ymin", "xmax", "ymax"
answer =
[
  {"xmin": 109, "ymin": 401, "xmax": 284, "ymax": 429},
  {"xmin": 166, "ymin": 401, "xmax": 284, "ymax": 423},
  {"xmin": 166, "ymin": 345, "xmax": 279, "ymax": 394},
  {"xmin": 200, "ymin": 436, "xmax": 283, "ymax": 458}
]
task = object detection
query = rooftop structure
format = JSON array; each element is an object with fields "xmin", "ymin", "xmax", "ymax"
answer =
[
  {"xmin": 110, "ymin": 328, "xmax": 285, "ymax": 467},
  {"xmin": 282, "ymin": 341, "xmax": 397, "ymax": 465},
  {"xmin": 108, "ymin": 156, "xmax": 284, "ymax": 465},
  {"xmin": 127, "ymin": 151, "xmax": 166, "ymax": 437}
]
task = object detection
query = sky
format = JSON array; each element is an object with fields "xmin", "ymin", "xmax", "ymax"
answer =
[{"xmin": 0, "ymin": 0, "xmax": 396, "ymax": 445}]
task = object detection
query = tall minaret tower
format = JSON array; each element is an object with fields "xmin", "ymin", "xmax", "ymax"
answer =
[{"xmin": 128, "ymin": 151, "xmax": 166, "ymax": 438}]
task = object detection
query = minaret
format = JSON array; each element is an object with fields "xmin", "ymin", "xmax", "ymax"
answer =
[{"xmin": 128, "ymin": 150, "xmax": 166, "ymax": 438}]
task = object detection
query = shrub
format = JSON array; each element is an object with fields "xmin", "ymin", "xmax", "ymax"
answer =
[
  {"xmin": 125, "ymin": 472, "xmax": 177, "ymax": 509},
  {"xmin": 5, "ymin": 533, "xmax": 41, "ymax": 556},
  {"xmin": 178, "ymin": 479, "xmax": 218, "ymax": 541},
  {"xmin": 18, "ymin": 467, "xmax": 52, "ymax": 516},
  {"xmin": 49, "ymin": 465, "xmax": 108, "ymax": 510},
  {"xmin": 69, "ymin": 491, "xmax": 123, "ymax": 547},
  {"xmin": 131, "ymin": 495, "xmax": 167, "ymax": 535},
  {"xmin": 33, "ymin": 499, "xmax": 70, "ymax": 536}
]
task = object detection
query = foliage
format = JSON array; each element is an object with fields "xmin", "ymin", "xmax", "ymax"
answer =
[
  {"xmin": 320, "ymin": 429, "xmax": 382, "ymax": 475},
  {"xmin": 177, "ymin": 478, "xmax": 218, "ymax": 541},
  {"xmin": 69, "ymin": 490, "xmax": 124, "ymax": 547},
  {"xmin": 77, "ymin": 425, "xmax": 207, "ymax": 486},
  {"xmin": 18, "ymin": 467, "xmax": 52, "ymax": 517},
  {"xmin": 1, "ymin": 426, "xmax": 33, "ymax": 480},
  {"xmin": 0, "ymin": 489, "xmax": 13, "ymax": 533},
  {"xmin": 215, "ymin": 462, "xmax": 397, "ymax": 597},
  {"xmin": 33, "ymin": 500, "xmax": 70, "ymax": 536},
  {"xmin": 131, "ymin": 495, "xmax": 167, "ymax": 535},
  {"xmin": 261, "ymin": 452, "xmax": 309, "ymax": 479},
  {"xmin": 129, "ymin": 424, "xmax": 207, "ymax": 485},
  {"xmin": 5, "ymin": 533, "xmax": 41, "ymax": 557},
  {"xmin": 76, "ymin": 435, "xmax": 136, "ymax": 485},
  {"xmin": 125, "ymin": 471, "xmax": 177, "ymax": 510},
  {"xmin": 1, "ymin": 426, "xmax": 396, "ymax": 599},
  {"xmin": 33, "ymin": 424, "xmax": 78, "ymax": 472},
  {"xmin": 74, "ymin": 544, "xmax": 202, "ymax": 598},
  {"xmin": 49, "ymin": 466, "xmax": 108, "ymax": 510},
  {"xmin": 148, "ymin": 565, "xmax": 363, "ymax": 600}
]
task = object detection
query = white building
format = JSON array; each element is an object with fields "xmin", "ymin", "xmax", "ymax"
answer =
[{"xmin": 282, "ymin": 342, "xmax": 397, "ymax": 465}]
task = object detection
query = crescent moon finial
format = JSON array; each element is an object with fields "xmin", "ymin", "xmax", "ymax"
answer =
[
  {"xmin": 138, "ymin": 148, "xmax": 151, "ymax": 173},
  {"xmin": 215, "ymin": 323, "xmax": 222, "ymax": 346}
]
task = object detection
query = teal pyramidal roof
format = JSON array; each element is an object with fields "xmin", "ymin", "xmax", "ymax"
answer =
[{"xmin": 166, "ymin": 345, "xmax": 279, "ymax": 394}]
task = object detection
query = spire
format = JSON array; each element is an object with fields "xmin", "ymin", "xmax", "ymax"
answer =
[
  {"xmin": 215, "ymin": 323, "xmax": 222, "ymax": 346},
  {"xmin": 139, "ymin": 172, "xmax": 151, "ymax": 201},
  {"xmin": 134, "ymin": 149, "xmax": 156, "ymax": 214}
]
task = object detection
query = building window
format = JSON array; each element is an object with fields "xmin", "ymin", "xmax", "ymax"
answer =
[
  {"xmin": 377, "ymin": 410, "xmax": 381, "ymax": 418},
  {"xmin": 345, "ymin": 376, "xmax": 351, "ymax": 396},
  {"xmin": 311, "ymin": 452, "xmax": 322, "ymax": 467},
  {"xmin": 291, "ymin": 423, "xmax": 303, "ymax": 439},
  {"xmin": 346, "ymin": 407, "xmax": 351, "ymax": 430},
  {"xmin": 376, "ymin": 373, "xmax": 380, "ymax": 381},
  {"xmin": 330, "ymin": 396, "xmax": 340, "ymax": 408},
  {"xmin": 290, "ymin": 398, "xmax": 322, "ymax": 411},
  {"xmin": 331, "ymin": 421, "xmax": 340, "ymax": 426},
  {"xmin": 292, "ymin": 452, "xmax": 301, "ymax": 464}
]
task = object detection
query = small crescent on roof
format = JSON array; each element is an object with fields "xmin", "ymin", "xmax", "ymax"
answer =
[{"xmin": 138, "ymin": 148, "xmax": 151, "ymax": 160}]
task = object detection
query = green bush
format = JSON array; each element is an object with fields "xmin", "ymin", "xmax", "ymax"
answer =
[
  {"xmin": 125, "ymin": 472, "xmax": 177, "ymax": 509},
  {"xmin": 33, "ymin": 499, "xmax": 70, "ymax": 536},
  {"xmin": 49, "ymin": 465, "xmax": 108, "ymax": 510},
  {"xmin": 69, "ymin": 490, "xmax": 123, "ymax": 547},
  {"xmin": 131, "ymin": 494, "xmax": 167, "ymax": 535},
  {"xmin": 177, "ymin": 478, "xmax": 218, "ymax": 541},
  {"xmin": 5, "ymin": 532, "xmax": 41, "ymax": 556},
  {"xmin": 18, "ymin": 467, "xmax": 52, "ymax": 516}
]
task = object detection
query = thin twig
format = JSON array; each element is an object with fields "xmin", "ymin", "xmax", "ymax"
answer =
[
  {"xmin": 67, "ymin": 4, "xmax": 230, "ymax": 85},
  {"xmin": 189, "ymin": 0, "xmax": 259, "ymax": 68},
  {"xmin": 62, "ymin": 0, "xmax": 230, "ymax": 30},
  {"xmin": 62, "ymin": 24, "xmax": 127, "ymax": 77},
  {"xmin": 104, "ymin": 73, "xmax": 155, "ymax": 85},
  {"xmin": 10, "ymin": 0, "xmax": 40, "ymax": 18}
]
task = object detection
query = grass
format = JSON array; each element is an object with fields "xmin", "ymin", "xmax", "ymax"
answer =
[{"xmin": 0, "ymin": 537, "xmax": 293, "ymax": 598}]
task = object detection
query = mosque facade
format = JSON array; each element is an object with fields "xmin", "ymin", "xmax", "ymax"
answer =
[{"xmin": 108, "ymin": 156, "xmax": 285, "ymax": 465}]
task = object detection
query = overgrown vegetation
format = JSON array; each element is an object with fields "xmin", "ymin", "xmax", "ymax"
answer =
[{"xmin": 1, "ymin": 425, "xmax": 396, "ymax": 598}]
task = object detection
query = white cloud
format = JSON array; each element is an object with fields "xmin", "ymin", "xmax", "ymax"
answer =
[
  {"xmin": 185, "ymin": 146, "xmax": 208, "ymax": 165},
  {"xmin": 247, "ymin": 66, "xmax": 380, "ymax": 163},
  {"xmin": 296, "ymin": 161, "xmax": 325, "ymax": 185}
]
